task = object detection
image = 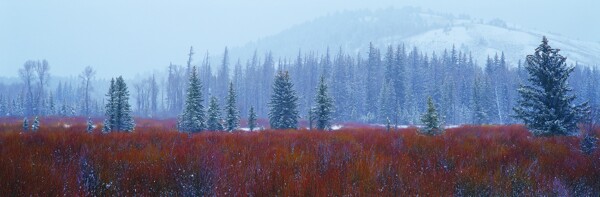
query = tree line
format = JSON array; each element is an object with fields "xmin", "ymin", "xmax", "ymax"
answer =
[{"xmin": 2, "ymin": 38, "xmax": 599, "ymax": 133}]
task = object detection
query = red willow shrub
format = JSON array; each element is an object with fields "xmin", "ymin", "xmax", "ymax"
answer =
[{"xmin": 0, "ymin": 123, "xmax": 598, "ymax": 196}]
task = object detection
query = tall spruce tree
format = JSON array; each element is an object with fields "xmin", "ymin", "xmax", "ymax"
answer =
[
  {"xmin": 472, "ymin": 77, "xmax": 488, "ymax": 124},
  {"xmin": 248, "ymin": 106, "xmax": 257, "ymax": 131},
  {"xmin": 206, "ymin": 96, "xmax": 224, "ymax": 131},
  {"xmin": 365, "ymin": 43, "xmax": 381, "ymax": 123},
  {"xmin": 514, "ymin": 37, "xmax": 589, "ymax": 136},
  {"xmin": 378, "ymin": 80, "xmax": 397, "ymax": 123},
  {"xmin": 313, "ymin": 76, "xmax": 334, "ymax": 130},
  {"xmin": 420, "ymin": 97, "xmax": 443, "ymax": 135},
  {"xmin": 268, "ymin": 71, "xmax": 299, "ymax": 130},
  {"xmin": 178, "ymin": 66, "xmax": 206, "ymax": 133},
  {"xmin": 115, "ymin": 76, "xmax": 135, "ymax": 132},
  {"xmin": 103, "ymin": 78, "xmax": 116, "ymax": 132},
  {"xmin": 104, "ymin": 76, "xmax": 135, "ymax": 132},
  {"xmin": 224, "ymin": 82, "xmax": 240, "ymax": 132}
]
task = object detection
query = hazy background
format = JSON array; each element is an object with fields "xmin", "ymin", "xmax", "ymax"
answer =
[{"xmin": 1, "ymin": 0, "xmax": 598, "ymax": 78}]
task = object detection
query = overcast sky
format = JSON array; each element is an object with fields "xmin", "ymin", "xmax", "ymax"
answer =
[{"xmin": 1, "ymin": 0, "xmax": 598, "ymax": 78}]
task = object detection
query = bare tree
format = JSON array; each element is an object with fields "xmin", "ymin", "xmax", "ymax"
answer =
[
  {"xmin": 167, "ymin": 63, "xmax": 185, "ymax": 115},
  {"xmin": 34, "ymin": 60, "xmax": 50, "ymax": 115},
  {"xmin": 19, "ymin": 61, "xmax": 36, "ymax": 116},
  {"xmin": 149, "ymin": 75, "xmax": 159, "ymax": 116},
  {"xmin": 79, "ymin": 66, "xmax": 96, "ymax": 116}
]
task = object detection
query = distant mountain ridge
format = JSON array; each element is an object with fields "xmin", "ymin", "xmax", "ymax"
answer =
[{"xmin": 230, "ymin": 7, "xmax": 600, "ymax": 67}]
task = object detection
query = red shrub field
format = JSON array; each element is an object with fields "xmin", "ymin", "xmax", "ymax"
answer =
[{"xmin": 0, "ymin": 119, "xmax": 599, "ymax": 196}]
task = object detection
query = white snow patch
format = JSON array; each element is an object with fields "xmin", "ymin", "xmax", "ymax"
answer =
[
  {"xmin": 444, "ymin": 125, "xmax": 462, "ymax": 129},
  {"xmin": 331, "ymin": 125, "xmax": 343, "ymax": 130},
  {"xmin": 370, "ymin": 124, "xmax": 414, "ymax": 129}
]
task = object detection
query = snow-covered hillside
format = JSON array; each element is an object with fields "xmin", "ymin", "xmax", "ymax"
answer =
[
  {"xmin": 231, "ymin": 7, "xmax": 600, "ymax": 67},
  {"xmin": 388, "ymin": 23, "xmax": 600, "ymax": 66}
]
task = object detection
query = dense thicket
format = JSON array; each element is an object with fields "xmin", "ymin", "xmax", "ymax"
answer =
[{"xmin": 0, "ymin": 122, "xmax": 598, "ymax": 196}]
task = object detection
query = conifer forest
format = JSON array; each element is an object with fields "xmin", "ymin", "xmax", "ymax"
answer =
[{"xmin": 1, "ymin": 2, "xmax": 599, "ymax": 196}]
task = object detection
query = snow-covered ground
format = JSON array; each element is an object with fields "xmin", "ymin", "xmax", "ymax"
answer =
[
  {"xmin": 370, "ymin": 124, "xmax": 414, "ymax": 129},
  {"xmin": 236, "ymin": 124, "xmax": 461, "ymax": 131},
  {"xmin": 370, "ymin": 124, "xmax": 462, "ymax": 129}
]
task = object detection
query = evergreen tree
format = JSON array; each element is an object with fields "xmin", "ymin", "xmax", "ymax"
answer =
[
  {"xmin": 472, "ymin": 77, "xmax": 488, "ymax": 124},
  {"xmin": 0, "ymin": 96, "xmax": 5, "ymax": 117},
  {"xmin": 48, "ymin": 93, "xmax": 56, "ymax": 115},
  {"xmin": 86, "ymin": 117, "xmax": 94, "ymax": 133},
  {"xmin": 104, "ymin": 77, "xmax": 135, "ymax": 132},
  {"xmin": 22, "ymin": 117, "xmax": 29, "ymax": 132},
  {"xmin": 312, "ymin": 76, "xmax": 334, "ymax": 130},
  {"xmin": 32, "ymin": 116, "xmax": 39, "ymax": 132},
  {"xmin": 268, "ymin": 71, "xmax": 299, "ymax": 130},
  {"xmin": 378, "ymin": 81, "xmax": 397, "ymax": 123},
  {"xmin": 420, "ymin": 97, "xmax": 443, "ymax": 135},
  {"xmin": 514, "ymin": 37, "xmax": 589, "ymax": 136},
  {"xmin": 248, "ymin": 106, "xmax": 257, "ymax": 132},
  {"xmin": 101, "ymin": 119, "xmax": 111, "ymax": 133},
  {"xmin": 115, "ymin": 77, "xmax": 135, "ymax": 132},
  {"xmin": 206, "ymin": 96, "xmax": 224, "ymax": 131},
  {"xmin": 581, "ymin": 133, "xmax": 598, "ymax": 155},
  {"xmin": 365, "ymin": 43, "xmax": 381, "ymax": 123},
  {"xmin": 60, "ymin": 104, "xmax": 68, "ymax": 117},
  {"xmin": 104, "ymin": 78, "xmax": 116, "ymax": 131},
  {"xmin": 224, "ymin": 82, "xmax": 240, "ymax": 132},
  {"xmin": 177, "ymin": 66, "xmax": 206, "ymax": 133},
  {"xmin": 217, "ymin": 47, "xmax": 230, "ymax": 104}
]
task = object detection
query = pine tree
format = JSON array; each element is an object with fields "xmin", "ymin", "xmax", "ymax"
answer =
[
  {"xmin": 22, "ymin": 117, "xmax": 29, "ymax": 132},
  {"xmin": 86, "ymin": 117, "xmax": 94, "ymax": 133},
  {"xmin": 60, "ymin": 104, "xmax": 68, "ymax": 117},
  {"xmin": 472, "ymin": 77, "xmax": 488, "ymax": 124},
  {"xmin": 48, "ymin": 93, "xmax": 56, "ymax": 116},
  {"xmin": 101, "ymin": 119, "xmax": 111, "ymax": 133},
  {"xmin": 217, "ymin": 47, "xmax": 230, "ymax": 104},
  {"xmin": 312, "ymin": 76, "xmax": 334, "ymax": 130},
  {"xmin": 177, "ymin": 66, "xmax": 206, "ymax": 133},
  {"xmin": 420, "ymin": 97, "xmax": 443, "ymax": 135},
  {"xmin": 206, "ymin": 96, "xmax": 224, "ymax": 131},
  {"xmin": 104, "ymin": 78, "xmax": 116, "ymax": 131},
  {"xmin": 581, "ymin": 133, "xmax": 598, "ymax": 155},
  {"xmin": 0, "ymin": 96, "xmax": 5, "ymax": 117},
  {"xmin": 32, "ymin": 116, "xmax": 39, "ymax": 132},
  {"xmin": 365, "ymin": 43, "xmax": 381, "ymax": 123},
  {"xmin": 104, "ymin": 77, "xmax": 135, "ymax": 132},
  {"xmin": 224, "ymin": 82, "xmax": 240, "ymax": 132},
  {"xmin": 514, "ymin": 37, "xmax": 589, "ymax": 136},
  {"xmin": 114, "ymin": 77, "xmax": 135, "ymax": 132},
  {"xmin": 248, "ymin": 106, "xmax": 257, "ymax": 131},
  {"xmin": 378, "ymin": 80, "xmax": 397, "ymax": 123},
  {"xmin": 268, "ymin": 71, "xmax": 299, "ymax": 130}
]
